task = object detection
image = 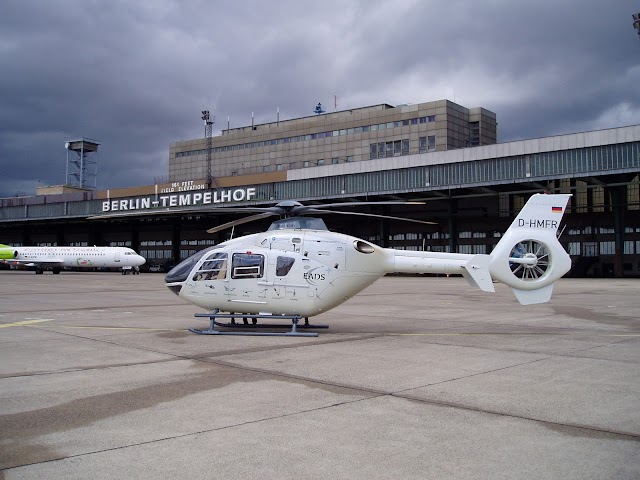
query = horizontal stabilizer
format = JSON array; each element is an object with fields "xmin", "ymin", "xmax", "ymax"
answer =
[
  {"xmin": 511, "ymin": 284, "xmax": 554, "ymax": 305},
  {"xmin": 462, "ymin": 254, "xmax": 495, "ymax": 293}
]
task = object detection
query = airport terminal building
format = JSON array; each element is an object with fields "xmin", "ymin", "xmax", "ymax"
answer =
[{"xmin": 1, "ymin": 99, "xmax": 639, "ymax": 277}]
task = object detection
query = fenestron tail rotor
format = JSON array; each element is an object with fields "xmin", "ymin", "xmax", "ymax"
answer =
[{"xmin": 508, "ymin": 240, "xmax": 551, "ymax": 280}]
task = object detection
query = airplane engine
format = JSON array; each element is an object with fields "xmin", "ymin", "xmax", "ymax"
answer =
[{"xmin": 0, "ymin": 248, "xmax": 18, "ymax": 259}]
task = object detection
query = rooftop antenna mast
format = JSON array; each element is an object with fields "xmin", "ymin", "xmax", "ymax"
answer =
[{"xmin": 201, "ymin": 110, "xmax": 215, "ymax": 188}]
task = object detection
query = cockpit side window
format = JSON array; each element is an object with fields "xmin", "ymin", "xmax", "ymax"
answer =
[
  {"xmin": 231, "ymin": 253, "xmax": 264, "ymax": 279},
  {"xmin": 276, "ymin": 256, "xmax": 295, "ymax": 276},
  {"xmin": 193, "ymin": 252, "xmax": 228, "ymax": 281}
]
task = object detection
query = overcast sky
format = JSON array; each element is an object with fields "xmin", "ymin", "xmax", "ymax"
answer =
[{"xmin": 1, "ymin": 0, "xmax": 638, "ymax": 198}]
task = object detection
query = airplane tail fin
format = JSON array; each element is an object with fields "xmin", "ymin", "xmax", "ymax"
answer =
[{"xmin": 488, "ymin": 193, "xmax": 572, "ymax": 305}]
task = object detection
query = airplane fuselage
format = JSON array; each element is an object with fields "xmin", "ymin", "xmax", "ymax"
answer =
[{"xmin": 0, "ymin": 245, "xmax": 146, "ymax": 273}]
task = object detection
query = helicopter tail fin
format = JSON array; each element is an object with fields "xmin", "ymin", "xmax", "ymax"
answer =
[
  {"xmin": 488, "ymin": 193, "xmax": 572, "ymax": 305},
  {"xmin": 461, "ymin": 254, "xmax": 495, "ymax": 293}
]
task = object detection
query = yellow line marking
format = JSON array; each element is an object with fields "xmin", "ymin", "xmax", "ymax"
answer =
[
  {"xmin": 0, "ymin": 319, "xmax": 53, "ymax": 328},
  {"xmin": 53, "ymin": 326, "xmax": 181, "ymax": 331}
]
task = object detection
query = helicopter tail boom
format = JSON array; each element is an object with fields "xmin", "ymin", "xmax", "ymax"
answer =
[{"xmin": 389, "ymin": 193, "xmax": 571, "ymax": 305}]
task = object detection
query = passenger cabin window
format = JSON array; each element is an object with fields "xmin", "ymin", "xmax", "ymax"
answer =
[
  {"xmin": 231, "ymin": 253, "xmax": 264, "ymax": 279},
  {"xmin": 276, "ymin": 256, "xmax": 295, "ymax": 276},
  {"xmin": 193, "ymin": 252, "xmax": 228, "ymax": 281}
]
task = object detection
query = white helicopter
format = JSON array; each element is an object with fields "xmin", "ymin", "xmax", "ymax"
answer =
[{"xmin": 165, "ymin": 193, "xmax": 572, "ymax": 336}]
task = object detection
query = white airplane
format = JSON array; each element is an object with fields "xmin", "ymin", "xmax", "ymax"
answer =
[
  {"xmin": 0, "ymin": 244, "xmax": 146, "ymax": 274},
  {"xmin": 163, "ymin": 193, "xmax": 572, "ymax": 336}
]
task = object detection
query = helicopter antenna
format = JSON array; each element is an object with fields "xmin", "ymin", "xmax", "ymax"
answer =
[{"xmin": 557, "ymin": 223, "xmax": 567, "ymax": 239}]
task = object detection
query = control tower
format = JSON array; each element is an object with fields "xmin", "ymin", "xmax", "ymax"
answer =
[{"xmin": 65, "ymin": 138, "xmax": 100, "ymax": 189}]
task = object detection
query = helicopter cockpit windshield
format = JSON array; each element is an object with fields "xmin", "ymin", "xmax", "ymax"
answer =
[
  {"xmin": 267, "ymin": 217, "xmax": 328, "ymax": 231},
  {"xmin": 165, "ymin": 246, "xmax": 217, "ymax": 284}
]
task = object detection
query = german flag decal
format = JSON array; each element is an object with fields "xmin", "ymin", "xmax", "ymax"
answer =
[{"xmin": 552, "ymin": 206, "xmax": 563, "ymax": 213}]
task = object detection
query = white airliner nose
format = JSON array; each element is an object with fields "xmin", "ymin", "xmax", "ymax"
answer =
[{"xmin": 134, "ymin": 255, "xmax": 146, "ymax": 266}]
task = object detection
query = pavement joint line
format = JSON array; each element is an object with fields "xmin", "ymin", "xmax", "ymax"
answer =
[
  {"xmin": 392, "ymin": 392, "xmax": 640, "ymax": 440},
  {"xmin": 15, "ymin": 325, "xmax": 640, "ymax": 336},
  {"xmin": 0, "ymin": 393, "xmax": 384, "ymax": 473},
  {"xmin": 5, "ymin": 318, "xmax": 640, "ymax": 454},
  {"xmin": 387, "ymin": 332, "xmax": 640, "ymax": 336},
  {"xmin": 3, "ymin": 371, "xmax": 638, "ymax": 473}
]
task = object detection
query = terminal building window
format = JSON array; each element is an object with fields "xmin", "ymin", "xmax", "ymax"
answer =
[
  {"xmin": 419, "ymin": 137, "xmax": 427, "ymax": 153},
  {"xmin": 418, "ymin": 136, "xmax": 436, "ymax": 153},
  {"xmin": 568, "ymin": 242, "xmax": 581, "ymax": 255},
  {"xmin": 385, "ymin": 142, "xmax": 393, "ymax": 157},
  {"xmin": 600, "ymin": 241, "xmax": 615, "ymax": 255},
  {"xmin": 624, "ymin": 241, "xmax": 634, "ymax": 255}
]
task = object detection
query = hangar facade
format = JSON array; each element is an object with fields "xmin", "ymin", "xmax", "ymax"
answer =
[{"xmin": 0, "ymin": 100, "xmax": 639, "ymax": 278}]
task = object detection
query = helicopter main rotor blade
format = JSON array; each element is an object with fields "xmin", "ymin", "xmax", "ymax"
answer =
[
  {"xmin": 293, "ymin": 201, "xmax": 424, "ymax": 213},
  {"xmin": 206, "ymin": 212, "xmax": 276, "ymax": 234},
  {"xmin": 301, "ymin": 209, "xmax": 437, "ymax": 225}
]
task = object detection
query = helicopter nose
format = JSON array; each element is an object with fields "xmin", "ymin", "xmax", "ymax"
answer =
[
  {"xmin": 165, "ymin": 282, "xmax": 182, "ymax": 296},
  {"xmin": 164, "ymin": 264, "xmax": 187, "ymax": 296}
]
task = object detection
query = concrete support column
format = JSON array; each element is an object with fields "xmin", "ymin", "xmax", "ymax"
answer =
[
  {"xmin": 379, "ymin": 218, "xmax": 390, "ymax": 248},
  {"xmin": 22, "ymin": 227, "xmax": 31, "ymax": 246},
  {"xmin": 172, "ymin": 222, "xmax": 181, "ymax": 265},
  {"xmin": 610, "ymin": 185, "xmax": 627, "ymax": 278},
  {"xmin": 448, "ymin": 198, "xmax": 458, "ymax": 253},
  {"xmin": 87, "ymin": 225, "xmax": 104, "ymax": 247},
  {"xmin": 131, "ymin": 224, "xmax": 140, "ymax": 252}
]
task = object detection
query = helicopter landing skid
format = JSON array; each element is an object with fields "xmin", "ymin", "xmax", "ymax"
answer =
[{"xmin": 191, "ymin": 312, "xmax": 327, "ymax": 337}]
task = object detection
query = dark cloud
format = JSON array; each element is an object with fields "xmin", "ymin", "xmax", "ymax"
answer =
[{"xmin": 1, "ymin": 0, "xmax": 638, "ymax": 197}]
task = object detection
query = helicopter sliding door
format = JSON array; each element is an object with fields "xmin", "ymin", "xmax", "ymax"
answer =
[
  {"xmin": 264, "ymin": 251, "xmax": 309, "ymax": 313},
  {"xmin": 230, "ymin": 252, "xmax": 268, "ymax": 303}
]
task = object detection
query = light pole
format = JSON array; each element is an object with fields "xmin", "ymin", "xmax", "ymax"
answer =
[{"xmin": 201, "ymin": 110, "xmax": 214, "ymax": 188}]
